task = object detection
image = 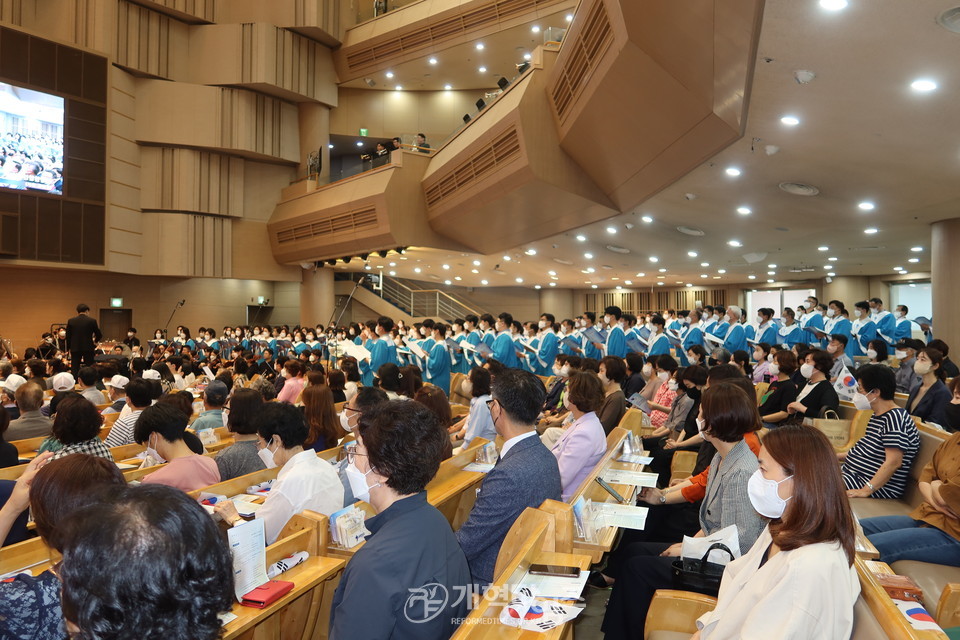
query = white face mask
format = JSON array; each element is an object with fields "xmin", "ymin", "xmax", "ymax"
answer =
[
  {"xmin": 747, "ymin": 469, "xmax": 793, "ymax": 519},
  {"xmin": 826, "ymin": 308, "xmax": 836, "ymax": 318},
  {"xmin": 753, "ymin": 351, "xmax": 763, "ymax": 362},
  {"xmin": 552, "ymin": 364, "xmax": 562, "ymax": 376},
  {"xmin": 853, "ymin": 391, "xmax": 873, "ymax": 411},
  {"xmin": 755, "ymin": 316, "xmax": 763, "ymax": 325},
  {"xmin": 667, "ymin": 380, "xmax": 679, "ymax": 391},
  {"xmin": 562, "ymin": 394, "xmax": 574, "ymax": 411},
  {"xmin": 800, "ymin": 363, "xmax": 815, "ymax": 379},
  {"xmin": 895, "ymin": 349, "xmax": 908, "ymax": 360},
  {"xmin": 895, "ymin": 311, "xmax": 905, "ymax": 319},
  {"xmin": 768, "ymin": 363, "xmax": 780, "ymax": 376},
  {"xmin": 657, "ymin": 370, "xmax": 670, "ymax": 382},
  {"xmin": 146, "ymin": 434, "xmax": 166, "ymax": 465},
  {"xmin": 257, "ymin": 439, "xmax": 280, "ymax": 469},
  {"xmin": 696, "ymin": 418, "xmax": 706, "ymax": 435},
  {"xmin": 339, "ymin": 411, "xmax": 352, "ymax": 432},
  {"xmin": 642, "ymin": 364, "xmax": 653, "ymax": 377},
  {"xmin": 686, "ymin": 353, "xmax": 697, "ymax": 363},
  {"xmin": 866, "ymin": 348, "xmax": 878, "ymax": 360},
  {"xmin": 604, "ymin": 315, "xmax": 613, "ymax": 325},
  {"xmin": 560, "ymin": 364, "xmax": 571, "ymax": 377},
  {"xmin": 462, "ymin": 379, "xmax": 473, "ymax": 395},
  {"xmin": 538, "ymin": 320, "xmax": 548, "ymax": 329},
  {"xmin": 854, "ymin": 309, "xmax": 863, "ymax": 318},
  {"xmin": 826, "ymin": 344, "xmax": 838, "ymax": 354},
  {"xmin": 914, "ymin": 361, "xmax": 932, "ymax": 376},
  {"xmin": 346, "ymin": 460, "xmax": 377, "ymax": 503},
  {"xmin": 598, "ymin": 372, "xmax": 610, "ymax": 386}
]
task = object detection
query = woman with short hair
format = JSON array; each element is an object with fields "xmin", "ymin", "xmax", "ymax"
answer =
[
  {"xmin": 597, "ymin": 356, "xmax": 628, "ymax": 434},
  {"xmin": 48, "ymin": 395, "xmax": 113, "ymax": 461},
  {"xmin": 758, "ymin": 350, "xmax": 800, "ymax": 429},
  {"xmin": 214, "ymin": 388, "xmax": 265, "ymax": 481},
  {"xmin": 551, "ymin": 371, "xmax": 607, "ymax": 501},
  {"xmin": 786, "ymin": 349, "xmax": 839, "ymax": 425}
]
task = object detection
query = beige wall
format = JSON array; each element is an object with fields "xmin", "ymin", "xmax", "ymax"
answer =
[{"xmin": 330, "ymin": 88, "xmax": 480, "ymax": 143}]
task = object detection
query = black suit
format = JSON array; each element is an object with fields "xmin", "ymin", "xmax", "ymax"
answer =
[{"xmin": 66, "ymin": 312, "xmax": 102, "ymax": 376}]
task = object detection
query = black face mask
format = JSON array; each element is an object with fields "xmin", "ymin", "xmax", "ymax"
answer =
[
  {"xmin": 943, "ymin": 403, "xmax": 960, "ymax": 429},
  {"xmin": 685, "ymin": 387, "xmax": 701, "ymax": 401}
]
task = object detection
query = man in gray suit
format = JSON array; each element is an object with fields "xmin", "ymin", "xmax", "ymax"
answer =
[
  {"xmin": 7, "ymin": 382, "xmax": 52, "ymax": 440},
  {"xmin": 456, "ymin": 369, "xmax": 562, "ymax": 586}
]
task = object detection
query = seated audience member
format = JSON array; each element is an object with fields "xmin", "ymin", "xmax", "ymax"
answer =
[
  {"xmin": 103, "ymin": 378, "xmax": 153, "ymax": 447},
  {"xmin": 214, "ymin": 388, "xmax": 265, "ymax": 480},
  {"xmin": 648, "ymin": 355, "xmax": 679, "ymax": 427},
  {"xmin": 928, "ymin": 339, "xmax": 960, "ymax": 378},
  {"xmin": 249, "ymin": 375, "xmax": 278, "ymax": 401},
  {"xmin": 906, "ymin": 347, "xmax": 952, "ymax": 427},
  {"xmin": 341, "ymin": 359, "xmax": 361, "ymax": 401},
  {"xmin": 76, "ymin": 367, "xmax": 105, "ymax": 406},
  {"xmin": 601, "ymin": 382, "xmax": 766, "ymax": 638},
  {"xmin": 894, "ymin": 338, "xmax": 924, "ymax": 394},
  {"xmin": 751, "ymin": 343, "xmax": 772, "ymax": 384},
  {"xmin": 598, "ymin": 356, "xmax": 628, "ymax": 434},
  {"xmin": 865, "ymin": 338, "xmax": 889, "ymax": 364},
  {"xmin": 7, "ymin": 382, "xmax": 51, "ymax": 440},
  {"xmin": 327, "ymin": 369, "xmax": 347, "ymax": 403},
  {"xmin": 41, "ymin": 372, "xmax": 76, "ymax": 418},
  {"xmin": 827, "ymin": 334, "xmax": 854, "ymax": 382},
  {"xmin": 329, "ymin": 401, "xmax": 470, "ymax": 638},
  {"xmin": 0, "ymin": 374, "xmax": 25, "ymax": 420},
  {"xmin": 277, "ymin": 360, "xmax": 305, "ymax": 404},
  {"xmin": 551, "ymin": 371, "xmax": 607, "ymax": 501},
  {"xmin": 376, "ymin": 362, "xmax": 404, "ymax": 400},
  {"xmin": 732, "ymin": 350, "xmax": 753, "ymax": 380},
  {"xmin": 693, "ymin": 425, "xmax": 860, "ymax": 638},
  {"xmin": 216, "ymin": 402, "xmax": 343, "ymax": 544},
  {"xmin": 413, "ymin": 385, "xmax": 454, "ymax": 459},
  {"xmin": 622, "ymin": 353, "xmax": 646, "ymax": 397},
  {"xmin": 398, "ymin": 365, "xmax": 423, "ymax": 399},
  {"xmin": 840, "ymin": 364, "xmax": 920, "ymax": 499},
  {"xmin": 456, "ymin": 369, "xmax": 561, "ymax": 585},
  {"xmin": 860, "ymin": 428, "xmax": 960, "ymax": 566},
  {"xmin": 0, "ymin": 410, "xmax": 17, "ymax": 468},
  {"xmin": 646, "ymin": 367, "xmax": 704, "ymax": 485},
  {"xmin": 135, "ymin": 403, "xmax": 220, "ymax": 491},
  {"xmin": 192, "ymin": 380, "xmax": 229, "ymax": 431},
  {"xmin": 301, "ymin": 383, "xmax": 344, "ymax": 452},
  {"xmin": 48, "ymin": 395, "xmax": 113, "ymax": 461},
  {"xmin": 0, "ymin": 453, "xmax": 125, "ymax": 636},
  {"xmin": 336, "ymin": 386, "xmax": 390, "ymax": 504},
  {"xmin": 945, "ymin": 377, "xmax": 960, "ymax": 433},
  {"xmin": 758, "ymin": 350, "xmax": 800, "ymax": 428},
  {"xmin": 58, "ymin": 484, "xmax": 234, "ymax": 640},
  {"xmin": 786, "ymin": 349, "xmax": 839, "ymax": 425},
  {"xmin": 450, "ymin": 366, "xmax": 495, "ymax": 448},
  {"xmin": 102, "ymin": 374, "xmax": 129, "ymax": 414}
]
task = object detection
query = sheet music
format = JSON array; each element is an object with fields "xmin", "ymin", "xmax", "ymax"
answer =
[{"xmin": 227, "ymin": 519, "xmax": 268, "ymax": 602}]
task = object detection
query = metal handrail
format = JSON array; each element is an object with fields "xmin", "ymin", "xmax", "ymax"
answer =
[{"xmin": 355, "ymin": 273, "xmax": 484, "ymax": 319}]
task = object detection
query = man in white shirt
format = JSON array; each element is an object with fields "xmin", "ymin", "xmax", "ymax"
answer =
[{"xmin": 104, "ymin": 378, "xmax": 153, "ymax": 447}]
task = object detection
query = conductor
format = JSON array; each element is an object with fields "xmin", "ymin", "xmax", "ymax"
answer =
[{"xmin": 66, "ymin": 303, "xmax": 102, "ymax": 376}]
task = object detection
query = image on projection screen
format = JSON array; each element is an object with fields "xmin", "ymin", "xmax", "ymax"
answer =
[{"xmin": 0, "ymin": 82, "xmax": 64, "ymax": 195}]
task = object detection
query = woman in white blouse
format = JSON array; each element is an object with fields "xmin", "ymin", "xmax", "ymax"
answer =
[{"xmin": 693, "ymin": 424, "xmax": 859, "ymax": 639}]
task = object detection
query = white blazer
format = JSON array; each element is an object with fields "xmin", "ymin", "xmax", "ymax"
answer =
[{"xmin": 697, "ymin": 526, "xmax": 860, "ymax": 640}]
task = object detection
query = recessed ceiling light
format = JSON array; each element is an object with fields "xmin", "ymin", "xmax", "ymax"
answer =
[
  {"xmin": 385, "ymin": 71, "xmax": 394, "ymax": 78},
  {"xmin": 658, "ymin": 268, "xmax": 667, "ymax": 273},
  {"xmin": 525, "ymin": 248, "xmax": 536, "ymax": 255},
  {"xmin": 858, "ymin": 201, "xmax": 875, "ymax": 211},
  {"xmin": 444, "ymin": 84, "xmax": 452, "ymax": 90},
  {"xmin": 687, "ymin": 251, "xmax": 698, "ymax": 257},
  {"xmin": 657, "ymin": 275, "xmax": 665, "ymax": 279},
  {"xmin": 818, "ymin": 246, "xmax": 829, "ymax": 251},
  {"xmin": 327, "ymin": 143, "xmax": 334, "ymax": 149},
  {"xmin": 444, "ymin": 279, "xmax": 452, "ymax": 285},
  {"xmin": 894, "ymin": 266, "xmax": 903, "ymax": 271},
  {"xmin": 864, "ymin": 228, "xmax": 878, "ymax": 234},
  {"xmin": 819, "ymin": 0, "xmax": 847, "ymax": 10},
  {"xmin": 591, "ymin": 284, "xmax": 598, "ymax": 289},
  {"xmin": 748, "ymin": 275, "xmax": 756, "ymax": 280},
  {"xmin": 649, "ymin": 256, "xmax": 659, "ymax": 263},
  {"xmin": 472, "ymin": 260, "xmax": 481, "ymax": 266},
  {"xmin": 718, "ymin": 269, "xmax": 727, "ymax": 274},
  {"xmin": 728, "ymin": 240, "xmax": 742, "ymax": 247},
  {"xmin": 908, "ymin": 257, "xmax": 920, "ymax": 263},
  {"xmin": 768, "ymin": 264, "xmax": 777, "ymax": 268},
  {"xmin": 767, "ymin": 271, "xmax": 775, "ymax": 275},
  {"xmin": 478, "ymin": 66, "xmax": 487, "ymax": 73},
  {"xmin": 534, "ymin": 284, "xmax": 542, "ymax": 289},
  {"xmin": 356, "ymin": 141, "xmax": 363, "ymax": 147},
  {"xmin": 549, "ymin": 282, "xmax": 556, "ymax": 287},
  {"xmin": 481, "ymin": 279, "xmax": 488, "ymax": 285},
  {"xmin": 584, "ymin": 252, "xmax": 593, "ymax": 259},
  {"xmin": 636, "ymin": 272, "xmax": 646, "ymax": 277},
  {"xmin": 911, "ymin": 78, "xmax": 938, "ymax": 92},
  {"xmin": 442, "ymin": 264, "xmax": 450, "ymax": 269},
  {"xmin": 700, "ymin": 262, "xmax": 709, "ymax": 267},
  {"xmin": 767, "ymin": 278, "xmax": 775, "ymax": 283},
  {"xmin": 700, "ymin": 274, "xmax": 708, "ymax": 278},
  {"xmin": 365, "ymin": 264, "xmax": 372, "ymax": 270},
  {"xmin": 657, "ymin": 282, "xmax": 664, "ymax": 286},
  {"xmin": 828, "ymin": 257, "xmax": 839, "ymax": 262},
  {"xmin": 428, "ymin": 57, "xmax": 438, "ymax": 65},
  {"xmin": 823, "ymin": 265, "xmax": 831, "ymax": 270},
  {"xmin": 471, "ymin": 269, "xmax": 479, "ymax": 274},
  {"xmin": 641, "ymin": 215, "xmax": 654, "ymax": 223},
  {"xmin": 828, "ymin": 272, "xmax": 836, "ymax": 277},
  {"xmin": 780, "ymin": 115, "xmax": 800, "ymax": 126},
  {"xmin": 606, "ymin": 226, "xmax": 617, "ymax": 234},
  {"xmin": 550, "ymin": 276, "xmax": 558, "ymax": 280},
  {"xmin": 548, "ymin": 270, "xmax": 556, "ymax": 276},
  {"xmin": 389, "ymin": 262, "xmax": 397, "ymax": 267},
  {"xmin": 576, "ymin": 234, "xmax": 587, "ymax": 242},
  {"xmin": 389, "ymin": 270, "xmax": 396, "ymax": 276},
  {"xmin": 685, "ymin": 283, "xmax": 693, "ymax": 288},
  {"xmin": 725, "ymin": 167, "xmax": 742, "ymax": 177},
  {"xmin": 395, "ymin": 85, "xmax": 403, "ymax": 91},
  {"xmin": 523, "ymin": 53, "xmax": 532, "ymax": 61},
  {"xmin": 531, "ymin": 25, "xmax": 540, "ymax": 33},
  {"xmin": 454, "ymin": 276, "xmax": 462, "ymax": 281},
  {"xmin": 566, "ymin": 13, "xmax": 574, "ymax": 21},
  {"xmin": 503, "ymin": 255, "xmax": 511, "ymax": 261},
  {"xmin": 911, "ymin": 246, "xmax": 923, "ymax": 252},
  {"xmin": 414, "ymin": 267, "xmax": 421, "ymax": 273},
  {"xmin": 515, "ymin": 277, "xmax": 523, "ymax": 283},
  {"xmin": 475, "ymin": 42, "xmax": 485, "ymax": 50},
  {"xmin": 737, "ymin": 206, "xmax": 752, "ymax": 215},
  {"xmin": 624, "ymin": 280, "xmax": 632, "ymax": 285},
  {"xmin": 615, "ymin": 285, "xmax": 622, "ymax": 290}
]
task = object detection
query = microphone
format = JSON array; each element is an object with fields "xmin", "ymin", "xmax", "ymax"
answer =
[{"xmin": 179, "ymin": 299, "xmax": 186, "ymax": 306}]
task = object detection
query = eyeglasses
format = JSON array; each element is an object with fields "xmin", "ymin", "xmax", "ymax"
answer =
[
  {"xmin": 485, "ymin": 399, "xmax": 498, "ymax": 411},
  {"xmin": 345, "ymin": 445, "xmax": 367, "ymax": 465},
  {"xmin": 343, "ymin": 406, "xmax": 362, "ymax": 415}
]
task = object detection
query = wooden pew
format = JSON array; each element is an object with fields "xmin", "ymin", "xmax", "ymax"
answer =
[
  {"xmin": 857, "ymin": 557, "xmax": 950, "ymax": 639},
  {"xmin": 616, "ymin": 407, "xmax": 651, "ymax": 438},
  {"xmin": 450, "ymin": 516, "xmax": 592, "ymax": 639},
  {"xmin": 491, "ymin": 500, "xmax": 574, "ymax": 579}
]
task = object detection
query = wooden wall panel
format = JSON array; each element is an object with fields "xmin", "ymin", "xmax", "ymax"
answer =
[
  {"xmin": 141, "ymin": 148, "xmax": 244, "ymax": 217},
  {"xmin": 115, "ymin": 0, "xmax": 187, "ymax": 79}
]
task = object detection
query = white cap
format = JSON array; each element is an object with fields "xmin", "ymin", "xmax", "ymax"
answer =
[
  {"xmin": 3, "ymin": 374, "xmax": 27, "ymax": 395},
  {"xmin": 142, "ymin": 370, "xmax": 161, "ymax": 380},
  {"xmin": 51, "ymin": 372, "xmax": 76, "ymax": 392},
  {"xmin": 105, "ymin": 375, "xmax": 129, "ymax": 390}
]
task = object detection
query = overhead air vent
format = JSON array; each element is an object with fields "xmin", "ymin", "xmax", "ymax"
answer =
[
  {"xmin": 677, "ymin": 226, "xmax": 705, "ymax": 237},
  {"xmin": 549, "ymin": 0, "xmax": 614, "ymax": 124},
  {"xmin": 778, "ymin": 182, "xmax": 820, "ymax": 196},
  {"xmin": 606, "ymin": 245, "xmax": 630, "ymax": 254},
  {"xmin": 937, "ymin": 7, "xmax": 960, "ymax": 33},
  {"xmin": 274, "ymin": 206, "xmax": 378, "ymax": 244},
  {"xmin": 424, "ymin": 127, "xmax": 521, "ymax": 209}
]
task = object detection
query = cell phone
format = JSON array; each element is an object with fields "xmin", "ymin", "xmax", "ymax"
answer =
[
  {"xmin": 528, "ymin": 564, "xmax": 581, "ymax": 578},
  {"xmin": 595, "ymin": 476, "xmax": 627, "ymax": 504}
]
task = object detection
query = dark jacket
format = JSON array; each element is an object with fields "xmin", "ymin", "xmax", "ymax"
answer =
[
  {"xmin": 906, "ymin": 380, "xmax": 952, "ymax": 427},
  {"xmin": 455, "ymin": 433, "xmax": 562, "ymax": 585},
  {"xmin": 795, "ymin": 380, "xmax": 840, "ymax": 419},
  {"xmin": 65, "ymin": 313, "xmax": 102, "ymax": 352}
]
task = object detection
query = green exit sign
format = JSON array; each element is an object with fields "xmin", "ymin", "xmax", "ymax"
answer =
[
  {"xmin": 110, "ymin": 297, "xmax": 123, "ymax": 308},
  {"xmin": 359, "ymin": 128, "xmax": 368, "ymax": 137}
]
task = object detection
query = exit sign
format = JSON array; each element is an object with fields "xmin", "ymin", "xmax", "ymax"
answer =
[
  {"xmin": 110, "ymin": 297, "xmax": 123, "ymax": 308},
  {"xmin": 359, "ymin": 128, "xmax": 368, "ymax": 137}
]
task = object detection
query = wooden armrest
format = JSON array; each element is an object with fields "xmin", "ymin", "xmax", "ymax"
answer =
[
  {"xmin": 644, "ymin": 589, "xmax": 717, "ymax": 639},
  {"xmin": 937, "ymin": 583, "xmax": 960, "ymax": 629}
]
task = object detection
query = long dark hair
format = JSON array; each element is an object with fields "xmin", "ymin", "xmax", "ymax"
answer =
[{"xmin": 762, "ymin": 425, "xmax": 856, "ymax": 565}]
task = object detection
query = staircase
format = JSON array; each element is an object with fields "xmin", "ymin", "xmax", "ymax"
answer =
[{"xmin": 337, "ymin": 273, "xmax": 487, "ymax": 320}]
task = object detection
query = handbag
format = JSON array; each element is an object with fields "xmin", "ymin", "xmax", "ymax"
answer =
[
  {"xmin": 813, "ymin": 409, "xmax": 852, "ymax": 449},
  {"xmin": 670, "ymin": 542, "xmax": 735, "ymax": 596}
]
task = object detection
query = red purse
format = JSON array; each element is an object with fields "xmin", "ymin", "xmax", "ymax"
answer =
[{"xmin": 240, "ymin": 580, "xmax": 295, "ymax": 608}]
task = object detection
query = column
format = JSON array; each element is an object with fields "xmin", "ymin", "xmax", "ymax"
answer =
[
  {"xmin": 931, "ymin": 218, "xmax": 960, "ymax": 348},
  {"xmin": 539, "ymin": 288, "xmax": 575, "ymax": 320},
  {"xmin": 298, "ymin": 103, "xmax": 331, "ymax": 182},
  {"xmin": 300, "ymin": 266, "xmax": 335, "ymax": 327}
]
